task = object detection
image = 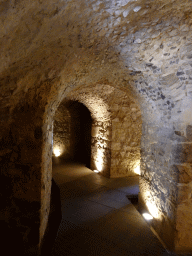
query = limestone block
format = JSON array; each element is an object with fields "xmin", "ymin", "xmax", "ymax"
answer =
[
  {"xmin": 177, "ymin": 184, "xmax": 192, "ymax": 203},
  {"xmin": 91, "ymin": 126, "xmax": 100, "ymax": 137},
  {"xmin": 176, "ymin": 201, "xmax": 192, "ymax": 252},
  {"xmin": 186, "ymin": 125, "xmax": 192, "ymax": 141},
  {"xmin": 111, "ymin": 142, "xmax": 121, "ymax": 151},
  {"xmin": 173, "ymin": 143, "xmax": 192, "ymax": 164}
]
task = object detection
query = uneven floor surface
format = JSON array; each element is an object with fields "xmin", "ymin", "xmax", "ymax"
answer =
[{"xmin": 51, "ymin": 159, "xmax": 174, "ymax": 256}]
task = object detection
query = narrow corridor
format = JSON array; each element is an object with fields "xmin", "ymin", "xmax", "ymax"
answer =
[{"xmin": 50, "ymin": 160, "xmax": 171, "ymax": 256}]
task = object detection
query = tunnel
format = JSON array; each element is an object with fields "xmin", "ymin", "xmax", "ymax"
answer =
[{"xmin": 2, "ymin": 0, "xmax": 192, "ymax": 254}]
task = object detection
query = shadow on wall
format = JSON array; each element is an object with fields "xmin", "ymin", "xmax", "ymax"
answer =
[
  {"xmin": 53, "ymin": 100, "xmax": 92, "ymax": 168},
  {"xmin": 40, "ymin": 179, "xmax": 62, "ymax": 256},
  {"xmin": 70, "ymin": 101, "xmax": 92, "ymax": 168}
]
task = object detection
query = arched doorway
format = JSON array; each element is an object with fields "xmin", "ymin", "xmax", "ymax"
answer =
[{"xmin": 53, "ymin": 100, "xmax": 92, "ymax": 168}]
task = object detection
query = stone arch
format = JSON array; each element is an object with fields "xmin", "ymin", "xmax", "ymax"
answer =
[
  {"xmin": 53, "ymin": 98, "xmax": 110, "ymax": 173},
  {"xmin": 53, "ymin": 88, "xmax": 112, "ymax": 177},
  {"xmin": 40, "ymin": 81, "xmax": 143, "ymax": 248},
  {"xmin": 52, "ymin": 83, "xmax": 142, "ymax": 177}
]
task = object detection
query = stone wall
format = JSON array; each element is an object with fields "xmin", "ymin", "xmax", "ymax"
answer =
[
  {"xmin": 139, "ymin": 120, "xmax": 192, "ymax": 253},
  {"xmin": 135, "ymin": 17, "xmax": 192, "ymax": 252},
  {"xmin": 0, "ymin": 103, "xmax": 43, "ymax": 255},
  {"xmin": 53, "ymin": 103, "xmax": 72, "ymax": 159},
  {"xmin": 110, "ymin": 92, "xmax": 142, "ymax": 177},
  {"xmin": 139, "ymin": 123, "xmax": 178, "ymax": 250},
  {"xmin": 173, "ymin": 124, "xmax": 192, "ymax": 252},
  {"xmin": 91, "ymin": 120, "xmax": 112, "ymax": 177}
]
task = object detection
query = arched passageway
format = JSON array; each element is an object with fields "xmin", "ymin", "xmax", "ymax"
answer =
[
  {"xmin": 53, "ymin": 84, "xmax": 142, "ymax": 178},
  {"xmin": 45, "ymin": 84, "xmax": 145, "ymax": 255},
  {"xmin": 53, "ymin": 100, "xmax": 92, "ymax": 168}
]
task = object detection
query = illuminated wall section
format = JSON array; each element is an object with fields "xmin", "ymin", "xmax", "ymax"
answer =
[
  {"xmin": 53, "ymin": 104, "xmax": 72, "ymax": 159},
  {"xmin": 139, "ymin": 121, "xmax": 180, "ymax": 251},
  {"xmin": 109, "ymin": 92, "xmax": 142, "ymax": 178},
  {"xmin": 91, "ymin": 120, "xmax": 111, "ymax": 177}
]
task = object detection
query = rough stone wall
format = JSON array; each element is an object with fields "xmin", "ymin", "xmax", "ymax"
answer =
[
  {"xmin": 134, "ymin": 15, "xmax": 192, "ymax": 253},
  {"xmin": 0, "ymin": 103, "xmax": 43, "ymax": 254},
  {"xmin": 139, "ymin": 123, "xmax": 178, "ymax": 250},
  {"xmin": 110, "ymin": 92, "xmax": 142, "ymax": 177},
  {"xmin": 173, "ymin": 125, "xmax": 192, "ymax": 253},
  {"xmin": 139, "ymin": 121, "xmax": 192, "ymax": 252},
  {"xmin": 53, "ymin": 103, "xmax": 71, "ymax": 159},
  {"xmin": 91, "ymin": 120, "xmax": 112, "ymax": 177}
]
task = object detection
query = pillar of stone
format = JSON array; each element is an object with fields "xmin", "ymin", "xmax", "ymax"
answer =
[{"xmin": 0, "ymin": 103, "xmax": 44, "ymax": 255}]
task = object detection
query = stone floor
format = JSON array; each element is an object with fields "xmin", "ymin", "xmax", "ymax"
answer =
[{"xmin": 51, "ymin": 159, "xmax": 174, "ymax": 256}]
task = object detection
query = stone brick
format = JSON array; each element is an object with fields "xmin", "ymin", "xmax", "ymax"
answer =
[
  {"xmin": 175, "ymin": 164, "xmax": 192, "ymax": 184},
  {"xmin": 172, "ymin": 144, "xmax": 192, "ymax": 164},
  {"xmin": 186, "ymin": 125, "xmax": 192, "ymax": 141}
]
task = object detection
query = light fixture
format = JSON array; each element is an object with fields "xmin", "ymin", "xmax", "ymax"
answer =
[
  {"xmin": 143, "ymin": 213, "xmax": 153, "ymax": 220},
  {"xmin": 53, "ymin": 148, "xmax": 61, "ymax": 157},
  {"xmin": 134, "ymin": 165, "xmax": 140, "ymax": 175},
  {"xmin": 146, "ymin": 201, "xmax": 159, "ymax": 219},
  {"xmin": 96, "ymin": 162, "xmax": 103, "ymax": 172},
  {"xmin": 94, "ymin": 170, "xmax": 100, "ymax": 173},
  {"xmin": 95, "ymin": 148, "xmax": 104, "ymax": 172}
]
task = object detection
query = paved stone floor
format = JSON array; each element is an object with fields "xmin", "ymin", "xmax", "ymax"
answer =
[{"xmin": 51, "ymin": 160, "xmax": 174, "ymax": 256}]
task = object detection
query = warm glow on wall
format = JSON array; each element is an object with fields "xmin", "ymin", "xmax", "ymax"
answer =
[
  {"xmin": 95, "ymin": 148, "xmax": 104, "ymax": 172},
  {"xmin": 146, "ymin": 201, "xmax": 159, "ymax": 219},
  {"xmin": 134, "ymin": 160, "xmax": 140, "ymax": 175},
  {"xmin": 53, "ymin": 147, "xmax": 61, "ymax": 157},
  {"xmin": 134, "ymin": 165, "xmax": 140, "ymax": 175},
  {"xmin": 95, "ymin": 159, "xmax": 103, "ymax": 172},
  {"xmin": 143, "ymin": 213, "xmax": 153, "ymax": 220}
]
